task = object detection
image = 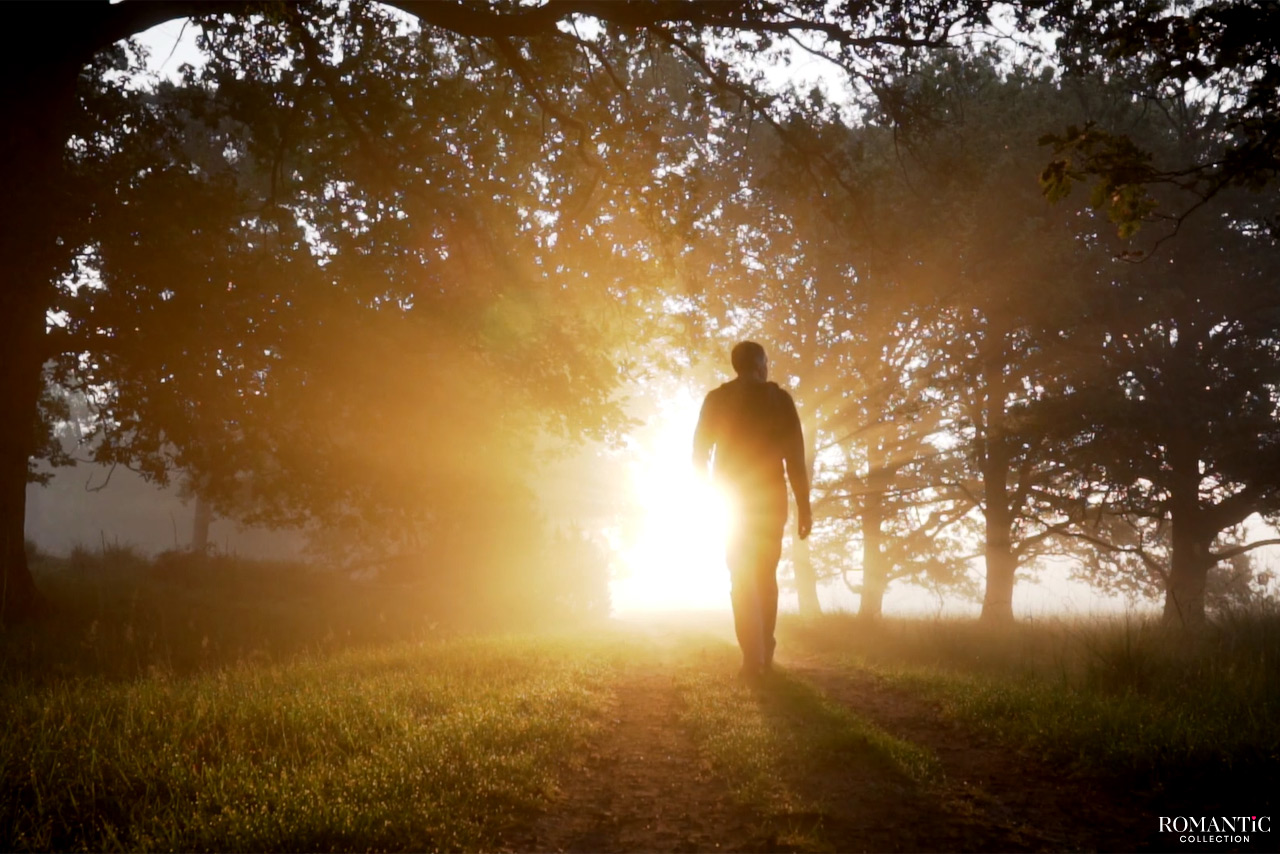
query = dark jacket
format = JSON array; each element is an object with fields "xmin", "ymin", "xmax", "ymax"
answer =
[{"xmin": 693, "ymin": 377, "xmax": 809, "ymax": 526}]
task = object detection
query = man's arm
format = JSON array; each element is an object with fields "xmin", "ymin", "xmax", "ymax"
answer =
[
  {"xmin": 692, "ymin": 391, "xmax": 717, "ymax": 475},
  {"xmin": 780, "ymin": 391, "xmax": 812, "ymax": 539}
]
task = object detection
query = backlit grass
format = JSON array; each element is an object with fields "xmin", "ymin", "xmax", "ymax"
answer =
[
  {"xmin": 9, "ymin": 550, "xmax": 1278, "ymax": 850},
  {"xmin": 1, "ymin": 636, "xmax": 613, "ymax": 851},
  {"xmin": 781, "ymin": 611, "xmax": 1280, "ymax": 795}
]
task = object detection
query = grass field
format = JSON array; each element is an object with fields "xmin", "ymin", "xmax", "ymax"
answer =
[
  {"xmin": 783, "ymin": 613, "xmax": 1280, "ymax": 787},
  {"xmin": 3, "ymin": 637, "xmax": 616, "ymax": 851},
  {"xmin": 3, "ymin": 552, "xmax": 1278, "ymax": 851}
]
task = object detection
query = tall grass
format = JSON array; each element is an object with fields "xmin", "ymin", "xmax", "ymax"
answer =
[
  {"xmin": 1, "ymin": 636, "xmax": 614, "ymax": 851},
  {"xmin": 2, "ymin": 549, "xmax": 619, "ymax": 851},
  {"xmin": 782, "ymin": 609, "xmax": 1280, "ymax": 798}
]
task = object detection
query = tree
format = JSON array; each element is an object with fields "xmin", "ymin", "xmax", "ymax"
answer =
[
  {"xmin": 50, "ymin": 6, "xmax": 715, "ymax": 608},
  {"xmin": 666, "ymin": 78, "xmax": 990, "ymax": 619},
  {"xmin": 1023, "ymin": 72, "xmax": 1280, "ymax": 626},
  {"xmin": 1038, "ymin": 0, "xmax": 1280, "ymax": 240},
  {"xmin": 834, "ymin": 54, "xmax": 1122, "ymax": 620},
  {"xmin": 1057, "ymin": 182, "xmax": 1280, "ymax": 626},
  {"xmin": 0, "ymin": 0, "xmax": 1040, "ymax": 622}
]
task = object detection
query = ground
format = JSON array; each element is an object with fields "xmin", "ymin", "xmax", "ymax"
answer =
[
  {"xmin": 8, "ymin": 589, "xmax": 1272, "ymax": 853},
  {"xmin": 502, "ymin": 621, "xmax": 1167, "ymax": 853}
]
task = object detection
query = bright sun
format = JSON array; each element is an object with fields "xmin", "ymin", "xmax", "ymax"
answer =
[{"xmin": 610, "ymin": 388, "xmax": 732, "ymax": 613}]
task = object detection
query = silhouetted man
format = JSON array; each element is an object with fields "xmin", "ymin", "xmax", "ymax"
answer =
[{"xmin": 693, "ymin": 341, "xmax": 811, "ymax": 677}]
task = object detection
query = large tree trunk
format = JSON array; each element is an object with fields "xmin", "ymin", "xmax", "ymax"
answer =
[
  {"xmin": 1164, "ymin": 527, "xmax": 1212, "ymax": 627},
  {"xmin": 979, "ymin": 441, "xmax": 1017, "ymax": 622},
  {"xmin": 858, "ymin": 464, "xmax": 889, "ymax": 620},
  {"xmin": 978, "ymin": 334, "xmax": 1016, "ymax": 623},
  {"xmin": 980, "ymin": 529, "xmax": 1017, "ymax": 622},
  {"xmin": 0, "ymin": 218, "xmax": 58, "ymax": 625},
  {"xmin": 1163, "ymin": 428, "xmax": 1209, "ymax": 626},
  {"xmin": 791, "ymin": 416, "xmax": 821, "ymax": 617},
  {"xmin": 1, "ymin": 405, "xmax": 45, "ymax": 624},
  {"xmin": 0, "ymin": 41, "xmax": 89, "ymax": 624}
]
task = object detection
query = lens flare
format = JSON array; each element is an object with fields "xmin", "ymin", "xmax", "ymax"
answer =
[{"xmin": 611, "ymin": 389, "xmax": 732, "ymax": 613}]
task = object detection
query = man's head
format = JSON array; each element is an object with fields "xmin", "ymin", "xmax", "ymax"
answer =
[{"xmin": 731, "ymin": 341, "xmax": 768, "ymax": 382}]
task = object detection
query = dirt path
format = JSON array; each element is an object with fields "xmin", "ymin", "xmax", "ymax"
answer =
[
  {"xmin": 505, "ymin": 663, "xmax": 770, "ymax": 853},
  {"xmin": 503, "ymin": 634, "xmax": 1160, "ymax": 853}
]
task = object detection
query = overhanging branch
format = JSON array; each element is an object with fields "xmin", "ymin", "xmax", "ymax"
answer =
[{"xmin": 1210, "ymin": 538, "xmax": 1280, "ymax": 563}]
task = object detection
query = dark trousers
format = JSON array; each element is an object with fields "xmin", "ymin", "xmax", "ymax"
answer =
[{"xmin": 727, "ymin": 517, "xmax": 784, "ymax": 670}]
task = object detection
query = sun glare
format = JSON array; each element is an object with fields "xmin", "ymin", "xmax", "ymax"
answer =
[{"xmin": 611, "ymin": 388, "xmax": 732, "ymax": 613}]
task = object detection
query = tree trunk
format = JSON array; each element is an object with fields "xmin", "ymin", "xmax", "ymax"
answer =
[
  {"xmin": 1164, "ymin": 528, "xmax": 1212, "ymax": 627},
  {"xmin": 791, "ymin": 416, "xmax": 821, "ymax": 617},
  {"xmin": 791, "ymin": 536, "xmax": 821, "ymax": 617},
  {"xmin": 858, "ymin": 464, "xmax": 888, "ymax": 620},
  {"xmin": 978, "ymin": 333, "xmax": 1016, "ymax": 623},
  {"xmin": 1, "ymin": 419, "xmax": 45, "ymax": 625},
  {"xmin": 0, "ymin": 45, "xmax": 86, "ymax": 624},
  {"xmin": 191, "ymin": 494, "xmax": 214, "ymax": 552},
  {"xmin": 979, "ymin": 445, "xmax": 1017, "ymax": 622},
  {"xmin": 980, "ymin": 532, "xmax": 1017, "ymax": 622},
  {"xmin": 1164, "ymin": 427, "xmax": 1209, "ymax": 626},
  {"xmin": 0, "ymin": 249, "xmax": 57, "ymax": 625}
]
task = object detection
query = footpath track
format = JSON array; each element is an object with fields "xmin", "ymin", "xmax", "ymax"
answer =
[{"xmin": 503, "ymin": 629, "xmax": 1161, "ymax": 853}]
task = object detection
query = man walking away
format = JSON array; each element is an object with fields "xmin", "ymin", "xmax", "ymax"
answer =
[{"xmin": 693, "ymin": 341, "xmax": 812, "ymax": 677}]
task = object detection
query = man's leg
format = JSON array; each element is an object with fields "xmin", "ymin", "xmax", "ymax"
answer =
[
  {"xmin": 756, "ymin": 525, "xmax": 783, "ymax": 670},
  {"xmin": 727, "ymin": 530, "xmax": 765, "ymax": 673}
]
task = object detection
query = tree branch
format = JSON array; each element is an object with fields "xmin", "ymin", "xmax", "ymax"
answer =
[
  {"xmin": 1209, "ymin": 538, "xmax": 1280, "ymax": 563},
  {"xmin": 1054, "ymin": 525, "xmax": 1168, "ymax": 580},
  {"xmin": 96, "ymin": 2, "xmax": 255, "ymax": 54},
  {"xmin": 386, "ymin": 1, "xmax": 962, "ymax": 49},
  {"xmin": 491, "ymin": 36, "xmax": 602, "ymax": 169}
]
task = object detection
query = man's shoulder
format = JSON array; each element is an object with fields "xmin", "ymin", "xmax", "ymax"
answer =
[
  {"xmin": 707, "ymin": 379, "xmax": 792, "ymax": 397},
  {"xmin": 766, "ymin": 382, "xmax": 797, "ymax": 407},
  {"xmin": 699, "ymin": 381, "xmax": 734, "ymax": 420},
  {"xmin": 705, "ymin": 378, "xmax": 742, "ymax": 399},
  {"xmin": 706, "ymin": 380, "xmax": 796, "ymax": 416}
]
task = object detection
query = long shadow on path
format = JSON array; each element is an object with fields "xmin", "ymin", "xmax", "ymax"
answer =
[
  {"xmin": 777, "ymin": 657, "xmax": 1157, "ymax": 852},
  {"xmin": 502, "ymin": 625, "xmax": 1158, "ymax": 852},
  {"xmin": 739, "ymin": 668, "xmax": 1063, "ymax": 852}
]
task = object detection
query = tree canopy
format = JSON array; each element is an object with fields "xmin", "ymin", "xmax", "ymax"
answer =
[{"xmin": 3, "ymin": 0, "xmax": 1279, "ymax": 626}]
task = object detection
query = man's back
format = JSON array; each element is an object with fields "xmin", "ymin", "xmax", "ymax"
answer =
[{"xmin": 693, "ymin": 377, "xmax": 802, "ymax": 523}]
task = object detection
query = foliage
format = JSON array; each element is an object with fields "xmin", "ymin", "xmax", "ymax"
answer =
[
  {"xmin": 704, "ymin": 53, "xmax": 1137, "ymax": 617},
  {"xmin": 1037, "ymin": 0, "xmax": 1280, "ymax": 238},
  {"xmin": 1047, "ymin": 123, "xmax": 1280, "ymax": 620},
  {"xmin": 43, "ymin": 6, "xmax": 727, "ymax": 603},
  {"xmin": 8, "ymin": 0, "xmax": 1280, "ymax": 625},
  {"xmin": 11, "ymin": 543, "xmax": 607, "ymax": 689}
]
